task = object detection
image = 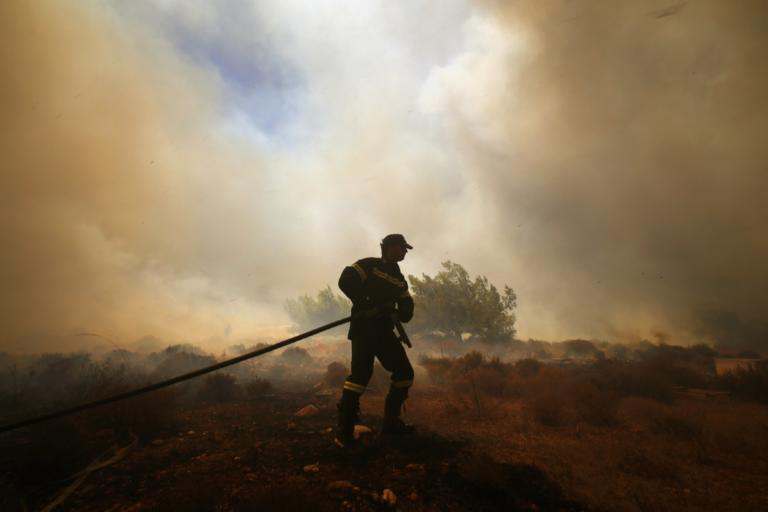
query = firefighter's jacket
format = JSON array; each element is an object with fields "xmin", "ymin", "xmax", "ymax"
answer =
[{"xmin": 338, "ymin": 257, "xmax": 414, "ymax": 340}]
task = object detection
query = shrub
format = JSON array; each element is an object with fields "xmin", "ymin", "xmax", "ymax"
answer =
[
  {"xmin": 279, "ymin": 346, "xmax": 313, "ymax": 366},
  {"xmin": 649, "ymin": 407, "xmax": 703, "ymax": 439},
  {"xmin": 569, "ymin": 379, "xmax": 620, "ymax": 426},
  {"xmin": 617, "ymin": 444, "xmax": 678, "ymax": 481},
  {"xmin": 468, "ymin": 365, "xmax": 514, "ymax": 398},
  {"xmin": 323, "ymin": 361, "xmax": 347, "ymax": 387},
  {"xmin": 244, "ymin": 376, "xmax": 272, "ymax": 398},
  {"xmin": 27, "ymin": 352, "xmax": 94, "ymax": 398},
  {"xmin": 604, "ymin": 343, "xmax": 630, "ymax": 360},
  {"xmin": 421, "ymin": 351, "xmax": 520, "ymax": 399},
  {"xmin": 419, "ymin": 355, "xmax": 454, "ymax": 385},
  {"xmin": 524, "ymin": 368, "xmax": 619, "ymax": 427},
  {"xmin": 717, "ymin": 359, "xmax": 768, "ymax": 403},
  {"xmin": 284, "ymin": 285, "xmax": 350, "ymax": 331},
  {"xmin": 73, "ymin": 365, "xmax": 180, "ymax": 439},
  {"xmin": 561, "ymin": 339, "xmax": 602, "ymax": 359},
  {"xmin": 521, "ymin": 366, "xmax": 572, "ymax": 426},
  {"xmin": 149, "ymin": 346, "xmax": 217, "ymax": 380},
  {"xmin": 98, "ymin": 386, "xmax": 179, "ymax": 440},
  {"xmin": 588, "ymin": 359, "xmax": 676, "ymax": 403},
  {"xmin": 514, "ymin": 358, "xmax": 542, "ymax": 377},
  {"xmin": 524, "ymin": 339, "xmax": 553, "ymax": 359},
  {"xmin": 197, "ymin": 373, "xmax": 240, "ymax": 403},
  {"xmin": 456, "ymin": 351, "xmax": 486, "ymax": 372},
  {"xmin": 635, "ymin": 343, "xmax": 716, "ymax": 387}
]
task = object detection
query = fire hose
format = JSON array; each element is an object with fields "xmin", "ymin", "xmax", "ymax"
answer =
[{"xmin": 0, "ymin": 309, "xmax": 410, "ymax": 434}]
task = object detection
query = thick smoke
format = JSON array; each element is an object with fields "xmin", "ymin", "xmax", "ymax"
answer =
[
  {"xmin": 0, "ymin": 1, "xmax": 284, "ymax": 351},
  {"xmin": 421, "ymin": 0, "xmax": 768, "ymax": 348},
  {"xmin": 2, "ymin": 1, "xmax": 767, "ymax": 353}
]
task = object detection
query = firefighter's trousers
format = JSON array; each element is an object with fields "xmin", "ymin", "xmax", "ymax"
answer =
[{"xmin": 342, "ymin": 327, "xmax": 414, "ymax": 396}]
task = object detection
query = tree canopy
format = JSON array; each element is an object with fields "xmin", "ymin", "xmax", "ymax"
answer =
[
  {"xmin": 284, "ymin": 285, "xmax": 350, "ymax": 331},
  {"xmin": 407, "ymin": 261, "xmax": 517, "ymax": 344}
]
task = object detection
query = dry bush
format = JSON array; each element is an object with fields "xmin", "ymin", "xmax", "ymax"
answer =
[
  {"xmin": 421, "ymin": 351, "xmax": 619, "ymax": 424},
  {"xmin": 524, "ymin": 367, "xmax": 571, "ymax": 426},
  {"xmin": 263, "ymin": 363, "xmax": 289, "ymax": 382},
  {"xmin": 42, "ymin": 361, "xmax": 182, "ymax": 440},
  {"xmin": 419, "ymin": 354, "xmax": 454, "ymax": 385},
  {"xmin": 323, "ymin": 361, "xmax": 347, "ymax": 387},
  {"xmin": 0, "ymin": 355, "xmax": 181, "ymax": 445},
  {"xmin": 622, "ymin": 397, "xmax": 705, "ymax": 437},
  {"xmin": 514, "ymin": 358, "xmax": 542, "ymax": 377},
  {"xmin": 561, "ymin": 339, "xmax": 604, "ymax": 359},
  {"xmin": 279, "ymin": 346, "xmax": 313, "ymax": 365},
  {"xmin": 421, "ymin": 351, "xmax": 521, "ymax": 400},
  {"xmin": 244, "ymin": 376, "xmax": 272, "ymax": 399},
  {"xmin": 149, "ymin": 348, "xmax": 217, "ymax": 380},
  {"xmin": 197, "ymin": 373, "xmax": 240, "ymax": 403},
  {"xmin": 569, "ymin": 379, "xmax": 620, "ymax": 426},
  {"xmin": 527, "ymin": 385, "xmax": 569, "ymax": 426},
  {"xmin": 617, "ymin": 444, "xmax": 678, "ymax": 481},
  {"xmin": 458, "ymin": 354, "xmax": 516, "ymax": 399},
  {"xmin": 90, "ymin": 387, "xmax": 180, "ymax": 440},
  {"xmin": 717, "ymin": 360, "xmax": 768, "ymax": 403},
  {"xmin": 468, "ymin": 364, "xmax": 520, "ymax": 398},
  {"xmin": 523, "ymin": 339, "xmax": 553, "ymax": 359},
  {"xmin": 523, "ymin": 367, "xmax": 621, "ymax": 427},
  {"xmin": 635, "ymin": 343, "xmax": 715, "ymax": 388},
  {"xmin": 26, "ymin": 353, "xmax": 94, "ymax": 396},
  {"xmin": 455, "ymin": 350, "xmax": 486, "ymax": 370},
  {"xmin": 649, "ymin": 406, "xmax": 703, "ymax": 440},
  {"xmin": 588, "ymin": 359, "xmax": 676, "ymax": 403},
  {"xmin": 420, "ymin": 351, "xmax": 683, "ymax": 426}
]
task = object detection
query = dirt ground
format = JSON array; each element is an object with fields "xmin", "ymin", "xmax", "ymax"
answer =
[
  {"xmin": 2, "ymin": 382, "xmax": 767, "ymax": 511},
  {"xmin": 389, "ymin": 387, "xmax": 768, "ymax": 512},
  {"xmin": 1, "ymin": 389, "xmax": 581, "ymax": 512}
]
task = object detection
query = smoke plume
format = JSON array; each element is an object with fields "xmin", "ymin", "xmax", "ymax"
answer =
[
  {"xmin": 2, "ymin": 0, "xmax": 767, "ymax": 352},
  {"xmin": 421, "ymin": 0, "xmax": 768, "ymax": 348}
]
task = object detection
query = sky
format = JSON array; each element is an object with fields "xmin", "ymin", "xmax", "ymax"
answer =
[{"xmin": 2, "ymin": 0, "xmax": 767, "ymax": 353}]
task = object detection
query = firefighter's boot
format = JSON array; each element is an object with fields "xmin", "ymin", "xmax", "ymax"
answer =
[
  {"xmin": 382, "ymin": 386, "xmax": 415, "ymax": 435},
  {"xmin": 335, "ymin": 389, "xmax": 360, "ymax": 448}
]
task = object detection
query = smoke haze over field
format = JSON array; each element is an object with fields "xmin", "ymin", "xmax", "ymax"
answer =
[{"xmin": 2, "ymin": 0, "xmax": 767, "ymax": 353}]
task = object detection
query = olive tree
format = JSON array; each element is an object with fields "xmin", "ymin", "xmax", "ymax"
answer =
[
  {"xmin": 407, "ymin": 261, "xmax": 517, "ymax": 344},
  {"xmin": 284, "ymin": 285, "xmax": 351, "ymax": 331}
]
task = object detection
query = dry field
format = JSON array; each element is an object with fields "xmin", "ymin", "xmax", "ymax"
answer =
[
  {"xmin": 372, "ymin": 385, "xmax": 768, "ymax": 511},
  {"xmin": 1, "ymin": 343, "xmax": 766, "ymax": 511}
]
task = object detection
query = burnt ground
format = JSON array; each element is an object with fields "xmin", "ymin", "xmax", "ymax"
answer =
[{"xmin": 1, "ymin": 391, "xmax": 586, "ymax": 512}]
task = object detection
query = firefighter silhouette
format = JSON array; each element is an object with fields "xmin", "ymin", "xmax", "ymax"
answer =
[{"xmin": 335, "ymin": 234, "xmax": 415, "ymax": 447}]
